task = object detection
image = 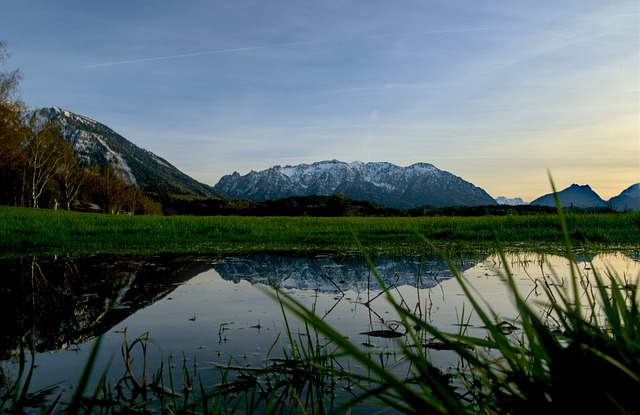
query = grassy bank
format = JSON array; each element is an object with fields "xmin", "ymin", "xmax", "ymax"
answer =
[{"xmin": 1, "ymin": 205, "xmax": 639, "ymax": 258}]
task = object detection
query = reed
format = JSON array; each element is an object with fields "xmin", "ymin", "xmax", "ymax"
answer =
[
  {"xmin": 0, "ymin": 348, "xmax": 61, "ymax": 414},
  {"xmin": 264, "ymin": 235, "xmax": 639, "ymax": 413}
]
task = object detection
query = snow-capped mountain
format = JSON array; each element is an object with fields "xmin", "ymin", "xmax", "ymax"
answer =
[
  {"xmin": 214, "ymin": 160, "xmax": 497, "ymax": 209},
  {"xmin": 31, "ymin": 107, "xmax": 222, "ymax": 198},
  {"xmin": 608, "ymin": 183, "xmax": 640, "ymax": 211},
  {"xmin": 495, "ymin": 196, "xmax": 526, "ymax": 206},
  {"xmin": 529, "ymin": 184, "xmax": 607, "ymax": 209}
]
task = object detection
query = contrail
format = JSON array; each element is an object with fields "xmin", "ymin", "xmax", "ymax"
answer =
[
  {"xmin": 80, "ymin": 40, "xmax": 320, "ymax": 68},
  {"xmin": 81, "ymin": 25, "xmax": 515, "ymax": 69}
]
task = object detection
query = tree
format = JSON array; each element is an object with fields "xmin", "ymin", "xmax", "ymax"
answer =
[
  {"xmin": 20, "ymin": 118, "xmax": 67, "ymax": 208},
  {"xmin": 0, "ymin": 40, "xmax": 21, "ymax": 102},
  {"xmin": 0, "ymin": 40, "xmax": 24, "ymax": 171},
  {"xmin": 96, "ymin": 164, "xmax": 126, "ymax": 214},
  {"xmin": 122, "ymin": 185, "xmax": 143, "ymax": 214},
  {"xmin": 140, "ymin": 195, "xmax": 163, "ymax": 215},
  {"xmin": 56, "ymin": 139, "xmax": 89, "ymax": 210}
]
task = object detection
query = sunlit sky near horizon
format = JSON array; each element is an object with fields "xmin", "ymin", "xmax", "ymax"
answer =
[{"xmin": 3, "ymin": 1, "xmax": 639, "ymax": 201}]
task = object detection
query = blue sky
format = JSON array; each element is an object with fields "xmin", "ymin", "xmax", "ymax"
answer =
[{"xmin": 3, "ymin": 1, "xmax": 638, "ymax": 200}]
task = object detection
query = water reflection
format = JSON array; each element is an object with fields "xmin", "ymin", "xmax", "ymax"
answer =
[
  {"xmin": 214, "ymin": 252, "xmax": 481, "ymax": 292},
  {"xmin": 0, "ymin": 250, "xmax": 637, "ymax": 413},
  {"xmin": 0, "ymin": 255, "xmax": 211, "ymax": 359},
  {"xmin": 0, "ymin": 252, "xmax": 485, "ymax": 361}
]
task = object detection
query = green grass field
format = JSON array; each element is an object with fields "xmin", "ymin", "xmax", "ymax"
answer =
[{"xmin": 1, "ymin": 205, "xmax": 638, "ymax": 258}]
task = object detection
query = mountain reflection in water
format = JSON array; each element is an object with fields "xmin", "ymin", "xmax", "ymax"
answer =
[
  {"xmin": 0, "ymin": 253, "xmax": 482, "ymax": 359},
  {"xmin": 0, "ymin": 255, "xmax": 211, "ymax": 360},
  {"xmin": 213, "ymin": 253, "xmax": 480, "ymax": 292}
]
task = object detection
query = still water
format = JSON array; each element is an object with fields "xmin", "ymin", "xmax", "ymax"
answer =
[{"xmin": 1, "ymin": 250, "xmax": 638, "ymax": 412}]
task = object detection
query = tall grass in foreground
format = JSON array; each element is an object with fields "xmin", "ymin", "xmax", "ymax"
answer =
[
  {"xmin": 261, "ymin": 250, "xmax": 638, "ymax": 413},
  {"xmin": 256, "ymin": 192, "xmax": 640, "ymax": 413}
]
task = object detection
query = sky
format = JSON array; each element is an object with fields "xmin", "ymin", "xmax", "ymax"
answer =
[{"xmin": 2, "ymin": 1, "xmax": 638, "ymax": 201}]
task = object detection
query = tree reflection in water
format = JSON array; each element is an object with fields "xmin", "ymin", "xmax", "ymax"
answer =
[{"xmin": 0, "ymin": 255, "xmax": 212, "ymax": 360}]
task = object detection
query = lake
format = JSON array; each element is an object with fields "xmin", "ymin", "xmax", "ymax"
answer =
[{"xmin": 1, "ymin": 249, "xmax": 638, "ymax": 413}]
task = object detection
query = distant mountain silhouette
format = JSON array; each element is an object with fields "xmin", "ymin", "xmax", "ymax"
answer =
[
  {"xmin": 608, "ymin": 183, "xmax": 640, "ymax": 211},
  {"xmin": 529, "ymin": 184, "xmax": 607, "ymax": 209}
]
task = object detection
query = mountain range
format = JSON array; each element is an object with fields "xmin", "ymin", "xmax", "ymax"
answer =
[
  {"xmin": 495, "ymin": 196, "xmax": 526, "ymax": 206},
  {"xmin": 214, "ymin": 160, "xmax": 497, "ymax": 209},
  {"xmin": 31, "ymin": 106, "xmax": 640, "ymax": 212},
  {"xmin": 529, "ymin": 184, "xmax": 606, "ymax": 209}
]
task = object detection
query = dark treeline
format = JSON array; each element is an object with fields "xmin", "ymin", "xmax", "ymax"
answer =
[
  {"xmin": 157, "ymin": 193, "xmax": 616, "ymax": 217},
  {"xmin": 158, "ymin": 193, "xmax": 401, "ymax": 217},
  {"xmin": 406, "ymin": 204, "xmax": 606, "ymax": 217}
]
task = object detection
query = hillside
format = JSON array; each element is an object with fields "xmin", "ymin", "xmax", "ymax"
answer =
[{"xmin": 33, "ymin": 107, "xmax": 223, "ymax": 199}]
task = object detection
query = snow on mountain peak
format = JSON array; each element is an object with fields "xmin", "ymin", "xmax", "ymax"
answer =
[
  {"xmin": 495, "ymin": 196, "xmax": 526, "ymax": 206},
  {"xmin": 214, "ymin": 159, "xmax": 496, "ymax": 209}
]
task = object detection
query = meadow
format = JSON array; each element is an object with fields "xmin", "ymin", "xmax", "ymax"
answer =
[{"xmin": 1, "ymin": 205, "xmax": 639, "ymax": 259}]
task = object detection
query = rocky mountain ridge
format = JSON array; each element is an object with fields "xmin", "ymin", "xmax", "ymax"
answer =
[
  {"xmin": 214, "ymin": 160, "xmax": 497, "ymax": 209},
  {"xmin": 31, "ymin": 107, "xmax": 222, "ymax": 199},
  {"xmin": 608, "ymin": 183, "xmax": 640, "ymax": 211},
  {"xmin": 497, "ymin": 183, "xmax": 639, "ymax": 211},
  {"xmin": 529, "ymin": 184, "xmax": 606, "ymax": 208},
  {"xmin": 495, "ymin": 196, "xmax": 527, "ymax": 206}
]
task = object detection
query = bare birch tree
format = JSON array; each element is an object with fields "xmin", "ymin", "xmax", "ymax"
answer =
[
  {"xmin": 123, "ymin": 185, "xmax": 143, "ymax": 214},
  {"xmin": 21, "ymin": 119, "xmax": 66, "ymax": 208}
]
